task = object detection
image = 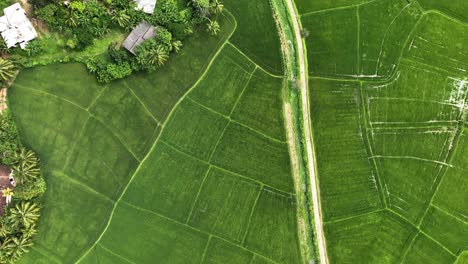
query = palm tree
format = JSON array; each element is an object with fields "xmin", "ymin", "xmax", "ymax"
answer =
[
  {"xmin": 148, "ymin": 46, "xmax": 169, "ymax": 66},
  {"xmin": 0, "ymin": 59, "xmax": 15, "ymax": 81},
  {"xmin": 172, "ymin": 40, "xmax": 183, "ymax": 53},
  {"xmin": 21, "ymin": 224, "xmax": 37, "ymax": 239},
  {"xmin": 0, "ymin": 237, "xmax": 13, "ymax": 262},
  {"xmin": 111, "ymin": 10, "xmax": 130, "ymax": 28},
  {"xmin": 210, "ymin": 0, "xmax": 224, "ymax": 14},
  {"xmin": 12, "ymin": 162, "xmax": 40, "ymax": 183},
  {"xmin": 8, "ymin": 235, "xmax": 32, "ymax": 262},
  {"xmin": 14, "ymin": 148, "xmax": 38, "ymax": 167},
  {"xmin": 8, "ymin": 202, "xmax": 40, "ymax": 229},
  {"xmin": 207, "ymin": 20, "xmax": 220, "ymax": 36},
  {"xmin": 0, "ymin": 220, "xmax": 12, "ymax": 237}
]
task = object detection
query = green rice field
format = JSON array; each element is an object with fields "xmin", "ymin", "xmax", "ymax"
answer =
[
  {"xmin": 298, "ymin": 0, "xmax": 467, "ymax": 262},
  {"xmin": 8, "ymin": 2, "xmax": 303, "ymax": 263}
]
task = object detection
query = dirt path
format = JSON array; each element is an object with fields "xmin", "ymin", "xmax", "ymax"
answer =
[{"xmin": 282, "ymin": 1, "xmax": 329, "ymax": 263}]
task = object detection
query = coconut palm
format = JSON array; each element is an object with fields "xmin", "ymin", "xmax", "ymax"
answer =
[
  {"xmin": 8, "ymin": 235, "xmax": 32, "ymax": 262},
  {"xmin": 210, "ymin": 0, "xmax": 224, "ymax": 14},
  {"xmin": 21, "ymin": 224, "xmax": 37, "ymax": 238},
  {"xmin": 111, "ymin": 10, "xmax": 130, "ymax": 28},
  {"xmin": 0, "ymin": 237, "xmax": 14, "ymax": 261},
  {"xmin": 206, "ymin": 20, "xmax": 220, "ymax": 36},
  {"xmin": 13, "ymin": 148, "xmax": 38, "ymax": 167},
  {"xmin": 8, "ymin": 202, "xmax": 40, "ymax": 229},
  {"xmin": 148, "ymin": 46, "xmax": 169, "ymax": 66},
  {"xmin": 172, "ymin": 40, "xmax": 183, "ymax": 53},
  {"xmin": 11, "ymin": 163, "xmax": 40, "ymax": 183},
  {"xmin": 0, "ymin": 59, "xmax": 15, "ymax": 81},
  {"xmin": 0, "ymin": 221, "xmax": 12, "ymax": 237}
]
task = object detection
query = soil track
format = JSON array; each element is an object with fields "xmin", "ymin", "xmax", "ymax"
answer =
[{"xmin": 282, "ymin": 1, "xmax": 329, "ymax": 263}]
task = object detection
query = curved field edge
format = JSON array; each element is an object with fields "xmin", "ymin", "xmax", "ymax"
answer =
[
  {"xmin": 9, "ymin": 4, "xmax": 306, "ymax": 264},
  {"xmin": 297, "ymin": 0, "xmax": 468, "ymax": 263}
]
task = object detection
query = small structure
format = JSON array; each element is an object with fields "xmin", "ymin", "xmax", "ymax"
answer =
[
  {"xmin": 0, "ymin": 164, "xmax": 14, "ymax": 215},
  {"xmin": 134, "ymin": 0, "xmax": 157, "ymax": 14},
  {"xmin": 0, "ymin": 3, "xmax": 37, "ymax": 49},
  {"xmin": 122, "ymin": 22, "xmax": 155, "ymax": 55}
]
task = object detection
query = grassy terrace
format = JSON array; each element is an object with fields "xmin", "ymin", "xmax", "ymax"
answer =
[
  {"xmin": 8, "ymin": 1, "xmax": 305, "ymax": 263},
  {"xmin": 296, "ymin": 0, "xmax": 468, "ymax": 263}
]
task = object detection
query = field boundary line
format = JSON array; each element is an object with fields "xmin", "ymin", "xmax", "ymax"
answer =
[
  {"xmin": 185, "ymin": 166, "xmax": 212, "ymax": 224},
  {"xmin": 13, "ymin": 84, "xmax": 143, "ymax": 162},
  {"xmin": 226, "ymin": 43, "xmax": 283, "ymax": 79},
  {"xmin": 387, "ymin": 208, "xmax": 456, "ymax": 257},
  {"xmin": 123, "ymin": 80, "xmax": 162, "ymax": 125},
  {"xmin": 430, "ymin": 204, "xmax": 468, "ymax": 224},
  {"xmin": 188, "ymin": 94, "xmax": 287, "ymax": 143},
  {"xmin": 86, "ymin": 85, "xmax": 108, "ymax": 111},
  {"xmin": 74, "ymin": 16, "xmax": 238, "ymax": 262},
  {"xmin": 98, "ymin": 243, "xmax": 137, "ymax": 264},
  {"xmin": 122, "ymin": 200, "xmax": 281, "ymax": 264},
  {"xmin": 323, "ymin": 209, "xmax": 384, "ymax": 225},
  {"xmin": 369, "ymin": 96, "xmax": 460, "ymax": 107},
  {"xmin": 397, "ymin": 231, "xmax": 418, "ymax": 264},
  {"xmin": 62, "ymin": 117, "xmax": 90, "ymax": 170},
  {"xmin": 229, "ymin": 66, "xmax": 257, "ymax": 115},
  {"xmin": 370, "ymin": 155, "xmax": 452, "ymax": 167},
  {"xmin": 30, "ymin": 246, "xmax": 62, "ymax": 264},
  {"xmin": 358, "ymin": 82, "xmax": 388, "ymax": 207},
  {"xmin": 299, "ymin": 0, "xmax": 380, "ymax": 17},
  {"xmin": 241, "ymin": 185, "xmax": 264, "ymax": 245},
  {"xmin": 199, "ymin": 236, "xmax": 212, "ymax": 264},
  {"xmin": 55, "ymin": 170, "xmax": 115, "ymax": 203},
  {"xmin": 159, "ymin": 140, "xmax": 293, "ymax": 195}
]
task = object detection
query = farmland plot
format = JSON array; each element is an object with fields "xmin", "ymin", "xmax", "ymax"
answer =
[
  {"xmin": 299, "ymin": 0, "xmax": 468, "ymax": 262},
  {"xmin": 8, "ymin": 1, "xmax": 303, "ymax": 263}
]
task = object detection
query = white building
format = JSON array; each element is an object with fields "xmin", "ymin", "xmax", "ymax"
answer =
[
  {"xmin": 134, "ymin": 0, "xmax": 157, "ymax": 14},
  {"xmin": 0, "ymin": 3, "xmax": 37, "ymax": 49}
]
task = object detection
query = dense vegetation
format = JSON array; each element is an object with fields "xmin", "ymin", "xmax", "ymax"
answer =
[
  {"xmin": 297, "ymin": 0, "xmax": 468, "ymax": 263},
  {"xmin": 0, "ymin": 111, "xmax": 46, "ymax": 263}
]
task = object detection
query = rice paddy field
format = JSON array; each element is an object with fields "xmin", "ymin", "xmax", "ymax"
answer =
[
  {"xmin": 297, "ymin": 0, "xmax": 467, "ymax": 262},
  {"xmin": 7, "ymin": 1, "xmax": 304, "ymax": 263}
]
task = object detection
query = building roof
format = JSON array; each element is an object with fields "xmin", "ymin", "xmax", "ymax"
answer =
[
  {"xmin": 0, "ymin": 3, "xmax": 37, "ymax": 49},
  {"xmin": 134, "ymin": 0, "xmax": 157, "ymax": 14},
  {"xmin": 122, "ymin": 22, "xmax": 155, "ymax": 55}
]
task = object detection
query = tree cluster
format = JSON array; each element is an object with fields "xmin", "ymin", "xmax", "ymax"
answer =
[
  {"xmin": 81, "ymin": 0, "xmax": 224, "ymax": 83},
  {"xmin": 0, "ymin": 112, "xmax": 46, "ymax": 263}
]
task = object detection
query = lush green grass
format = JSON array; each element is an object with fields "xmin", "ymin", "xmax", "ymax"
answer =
[
  {"xmin": 188, "ymin": 168, "xmax": 261, "ymax": 242},
  {"xmin": 9, "ymin": 1, "xmax": 303, "ymax": 263},
  {"xmin": 224, "ymin": 0, "xmax": 283, "ymax": 75},
  {"xmin": 302, "ymin": 7, "xmax": 358, "ymax": 77},
  {"xmin": 231, "ymin": 69, "xmax": 287, "ymax": 141},
  {"xmin": 211, "ymin": 122, "xmax": 293, "ymax": 192},
  {"xmin": 417, "ymin": 0, "xmax": 468, "ymax": 23},
  {"xmin": 402, "ymin": 233, "xmax": 456, "ymax": 264},
  {"xmin": 122, "ymin": 142, "xmax": 209, "ymax": 222},
  {"xmin": 421, "ymin": 206, "xmax": 467, "ymax": 255},
  {"xmin": 161, "ymin": 99, "xmax": 229, "ymax": 161},
  {"xmin": 244, "ymin": 188, "xmax": 302, "ymax": 263},
  {"xmin": 188, "ymin": 44, "xmax": 256, "ymax": 116},
  {"xmin": 305, "ymin": 0, "xmax": 468, "ymax": 262},
  {"xmin": 324, "ymin": 211, "xmax": 416, "ymax": 264},
  {"xmin": 90, "ymin": 83, "xmax": 160, "ymax": 160},
  {"xmin": 203, "ymin": 238, "xmax": 253, "ymax": 264},
  {"xmin": 295, "ymin": 0, "xmax": 371, "ymax": 14},
  {"xmin": 309, "ymin": 78, "xmax": 382, "ymax": 221}
]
